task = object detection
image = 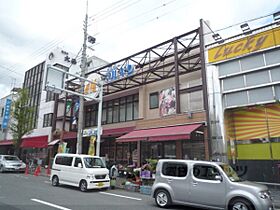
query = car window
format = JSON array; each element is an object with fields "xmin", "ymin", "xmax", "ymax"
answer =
[
  {"xmin": 193, "ymin": 164, "xmax": 220, "ymax": 180},
  {"xmin": 3, "ymin": 156, "xmax": 19, "ymax": 161},
  {"xmin": 162, "ymin": 162, "xmax": 188, "ymax": 177},
  {"xmin": 55, "ymin": 156, "xmax": 73, "ymax": 166},
  {"xmin": 83, "ymin": 157, "xmax": 105, "ymax": 168},
  {"xmin": 74, "ymin": 158, "xmax": 82, "ymax": 167}
]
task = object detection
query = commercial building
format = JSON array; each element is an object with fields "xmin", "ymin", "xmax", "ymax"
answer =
[
  {"xmin": 61, "ymin": 23, "xmax": 211, "ymax": 168},
  {"xmin": 206, "ymin": 18, "xmax": 280, "ymax": 183}
]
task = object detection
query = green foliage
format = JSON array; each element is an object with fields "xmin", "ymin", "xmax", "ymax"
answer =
[
  {"xmin": 9, "ymin": 89, "xmax": 35, "ymax": 156},
  {"xmin": 145, "ymin": 159, "xmax": 158, "ymax": 172}
]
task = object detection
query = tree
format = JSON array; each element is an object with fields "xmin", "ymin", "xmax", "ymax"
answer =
[{"xmin": 9, "ymin": 89, "xmax": 34, "ymax": 157}]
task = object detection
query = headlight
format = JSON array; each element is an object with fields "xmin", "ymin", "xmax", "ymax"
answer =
[
  {"xmin": 259, "ymin": 191, "xmax": 270, "ymax": 199},
  {"xmin": 21, "ymin": 163, "xmax": 26, "ymax": 168}
]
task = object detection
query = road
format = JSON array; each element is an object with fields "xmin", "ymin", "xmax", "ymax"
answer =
[{"xmin": 0, "ymin": 173, "xmax": 200, "ymax": 210}]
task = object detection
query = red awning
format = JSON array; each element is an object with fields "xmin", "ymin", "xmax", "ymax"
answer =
[
  {"xmin": 102, "ymin": 126, "xmax": 135, "ymax": 137},
  {"xmin": 116, "ymin": 124, "xmax": 202, "ymax": 143},
  {"xmin": 0, "ymin": 140, "xmax": 13, "ymax": 146},
  {"xmin": 48, "ymin": 139, "xmax": 60, "ymax": 146},
  {"xmin": 21, "ymin": 136, "xmax": 48, "ymax": 148}
]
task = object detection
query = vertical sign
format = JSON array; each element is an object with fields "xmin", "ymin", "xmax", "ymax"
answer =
[{"xmin": 2, "ymin": 99, "xmax": 12, "ymax": 129}]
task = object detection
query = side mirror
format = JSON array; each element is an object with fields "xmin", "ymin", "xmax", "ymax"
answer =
[
  {"xmin": 215, "ymin": 175, "xmax": 223, "ymax": 182},
  {"xmin": 78, "ymin": 163, "xmax": 83, "ymax": 168}
]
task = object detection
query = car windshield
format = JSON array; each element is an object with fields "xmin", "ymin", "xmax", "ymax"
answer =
[
  {"xmin": 4, "ymin": 156, "xmax": 20, "ymax": 161},
  {"xmin": 219, "ymin": 164, "xmax": 242, "ymax": 182},
  {"xmin": 83, "ymin": 157, "xmax": 105, "ymax": 168}
]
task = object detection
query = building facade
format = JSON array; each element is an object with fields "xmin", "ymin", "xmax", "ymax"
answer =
[
  {"xmin": 61, "ymin": 24, "xmax": 211, "ymax": 168},
  {"xmin": 206, "ymin": 22, "xmax": 280, "ymax": 183}
]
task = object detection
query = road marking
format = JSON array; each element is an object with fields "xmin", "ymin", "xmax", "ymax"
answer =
[
  {"xmin": 99, "ymin": 192, "xmax": 142, "ymax": 201},
  {"xmin": 31, "ymin": 198, "xmax": 72, "ymax": 210}
]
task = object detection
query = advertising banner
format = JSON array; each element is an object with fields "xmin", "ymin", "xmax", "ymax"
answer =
[
  {"xmin": 159, "ymin": 87, "xmax": 176, "ymax": 116},
  {"xmin": 2, "ymin": 98, "xmax": 12, "ymax": 129}
]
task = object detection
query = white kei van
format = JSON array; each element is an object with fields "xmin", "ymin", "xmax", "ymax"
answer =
[{"xmin": 50, "ymin": 154, "xmax": 110, "ymax": 192}]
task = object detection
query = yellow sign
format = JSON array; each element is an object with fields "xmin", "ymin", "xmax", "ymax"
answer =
[{"xmin": 208, "ymin": 27, "xmax": 280, "ymax": 63}]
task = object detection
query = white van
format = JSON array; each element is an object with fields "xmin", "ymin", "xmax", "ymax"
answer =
[{"xmin": 50, "ymin": 154, "xmax": 110, "ymax": 192}]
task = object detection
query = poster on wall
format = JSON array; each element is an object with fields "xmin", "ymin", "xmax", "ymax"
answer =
[{"xmin": 159, "ymin": 87, "xmax": 176, "ymax": 116}]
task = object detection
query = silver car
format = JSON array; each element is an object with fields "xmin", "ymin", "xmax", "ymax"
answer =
[
  {"xmin": 0, "ymin": 155, "xmax": 26, "ymax": 173},
  {"xmin": 151, "ymin": 159, "xmax": 274, "ymax": 210}
]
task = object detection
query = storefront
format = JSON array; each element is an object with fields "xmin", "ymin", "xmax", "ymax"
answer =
[{"xmin": 207, "ymin": 24, "xmax": 280, "ymax": 182}]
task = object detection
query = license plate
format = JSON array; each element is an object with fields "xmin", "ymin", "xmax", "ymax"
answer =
[{"xmin": 96, "ymin": 182, "xmax": 104, "ymax": 187}]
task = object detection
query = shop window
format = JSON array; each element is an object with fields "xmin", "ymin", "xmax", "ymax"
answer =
[
  {"xmin": 43, "ymin": 113, "xmax": 53, "ymax": 127},
  {"xmin": 164, "ymin": 143, "xmax": 176, "ymax": 159},
  {"xmin": 265, "ymin": 48, "xmax": 280, "ymax": 65},
  {"xmin": 223, "ymin": 75, "xmax": 245, "ymax": 91},
  {"xmin": 113, "ymin": 99, "xmax": 120, "ymax": 123},
  {"xmin": 219, "ymin": 60, "xmax": 240, "ymax": 77},
  {"xmin": 190, "ymin": 90, "xmax": 203, "ymax": 111},
  {"xmin": 246, "ymin": 70, "xmax": 270, "ymax": 87},
  {"xmin": 149, "ymin": 92, "xmax": 159, "ymax": 109}
]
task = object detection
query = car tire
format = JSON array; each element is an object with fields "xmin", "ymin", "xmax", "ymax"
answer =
[
  {"xmin": 52, "ymin": 176, "xmax": 59, "ymax": 186},
  {"xmin": 80, "ymin": 180, "xmax": 87, "ymax": 192},
  {"xmin": 155, "ymin": 189, "xmax": 172, "ymax": 208},
  {"xmin": 229, "ymin": 198, "xmax": 254, "ymax": 210}
]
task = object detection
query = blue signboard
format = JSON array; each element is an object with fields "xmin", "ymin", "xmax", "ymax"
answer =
[
  {"xmin": 106, "ymin": 64, "xmax": 134, "ymax": 82},
  {"xmin": 2, "ymin": 98, "xmax": 12, "ymax": 129}
]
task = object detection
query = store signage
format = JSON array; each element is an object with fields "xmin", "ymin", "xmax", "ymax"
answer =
[
  {"xmin": 83, "ymin": 127, "xmax": 102, "ymax": 137},
  {"xmin": 106, "ymin": 64, "xmax": 134, "ymax": 82},
  {"xmin": 2, "ymin": 99, "xmax": 12, "ymax": 129},
  {"xmin": 208, "ymin": 27, "xmax": 280, "ymax": 63}
]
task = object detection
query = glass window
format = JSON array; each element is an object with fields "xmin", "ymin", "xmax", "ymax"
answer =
[
  {"xmin": 240, "ymin": 54, "xmax": 265, "ymax": 71},
  {"xmin": 133, "ymin": 101, "xmax": 139, "ymax": 119},
  {"xmin": 74, "ymin": 158, "xmax": 82, "ymax": 167},
  {"xmin": 120, "ymin": 103, "xmax": 126, "ymax": 122},
  {"xmin": 249, "ymin": 87, "xmax": 273, "ymax": 103},
  {"xmin": 193, "ymin": 164, "xmax": 220, "ymax": 180},
  {"xmin": 113, "ymin": 99, "xmax": 120, "ymax": 123},
  {"xmin": 162, "ymin": 162, "xmax": 188, "ymax": 177},
  {"xmin": 126, "ymin": 102, "xmax": 133, "ymax": 121},
  {"xmin": 190, "ymin": 90, "xmax": 203, "ymax": 111},
  {"xmin": 246, "ymin": 70, "xmax": 270, "ymax": 87},
  {"xmin": 164, "ymin": 143, "xmax": 176, "ymax": 159},
  {"xmin": 271, "ymin": 67, "xmax": 280, "ymax": 82},
  {"xmin": 83, "ymin": 157, "xmax": 105, "ymax": 168},
  {"xmin": 43, "ymin": 113, "xmax": 53, "ymax": 127},
  {"xmin": 55, "ymin": 156, "xmax": 73, "ymax": 166},
  {"xmin": 275, "ymin": 85, "xmax": 280, "ymax": 100},
  {"xmin": 219, "ymin": 60, "xmax": 240, "ymax": 76},
  {"xmin": 225, "ymin": 91, "xmax": 248, "ymax": 107},
  {"xmin": 223, "ymin": 75, "xmax": 245, "ymax": 91},
  {"xmin": 149, "ymin": 92, "xmax": 159, "ymax": 109},
  {"xmin": 265, "ymin": 49, "xmax": 280, "ymax": 65}
]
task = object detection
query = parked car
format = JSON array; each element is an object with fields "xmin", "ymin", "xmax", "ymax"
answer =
[
  {"xmin": 151, "ymin": 159, "xmax": 274, "ymax": 210},
  {"xmin": 0, "ymin": 155, "xmax": 26, "ymax": 173},
  {"xmin": 50, "ymin": 153, "xmax": 110, "ymax": 192}
]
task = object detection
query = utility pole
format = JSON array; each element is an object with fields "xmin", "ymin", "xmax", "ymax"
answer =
[{"xmin": 76, "ymin": 1, "xmax": 88, "ymax": 154}]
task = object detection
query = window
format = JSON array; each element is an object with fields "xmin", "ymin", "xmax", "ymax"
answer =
[
  {"xmin": 46, "ymin": 91, "xmax": 55, "ymax": 102},
  {"xmin": 162, "ymin": 162, "xmax": 188, "ymax": 177},
  {"xmin": 55, "ymin": 156, "xmax": 73, "ymax": 166},
  {"xmin": 149, "ymin": 92, "xmax": 159, "ymax": 109},
  {"xmin": 74, "ymin": 157, "xmax": 82, "ymax": 167},
  {"xmin": 1, "ymin": 108, "xmax": 4, "ymax": 117},
  {"xmin": 193, "ymin": 164, "xmax": 220, "ymax": 180},
  {"xmin": 43, "ymin": 113, "xmax": 53, "ymax": 127}
]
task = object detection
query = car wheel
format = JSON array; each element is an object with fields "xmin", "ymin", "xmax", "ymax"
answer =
[
  {"xmin": 52, "ymin": 176, "xmax": 59, "ymax": 186},
  {"xmin": 155, "ymin": 189, "xmax": 171, "ymax": 208},
  {"xmin": 80, "ymin": 180, "xmax": 87, "ymax": 192},
  {"xmin": 229, "ymin": 198, "xmax": 254, "ymax": 210}
]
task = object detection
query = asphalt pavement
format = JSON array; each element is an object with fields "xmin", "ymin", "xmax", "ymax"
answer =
[{"xmin": 1, "ymin": 172, "xmax": 279, "ymax": 210}]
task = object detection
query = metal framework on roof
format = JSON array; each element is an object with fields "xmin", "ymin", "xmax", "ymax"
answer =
[{"xmin": 69, "ymin": 28, "xmax": 201, "ymax": 96}]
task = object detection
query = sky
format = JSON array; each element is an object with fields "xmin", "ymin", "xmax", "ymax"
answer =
[{"xmin": 0, "ymin": 0, "xmax": 280, "ymax": 98}]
